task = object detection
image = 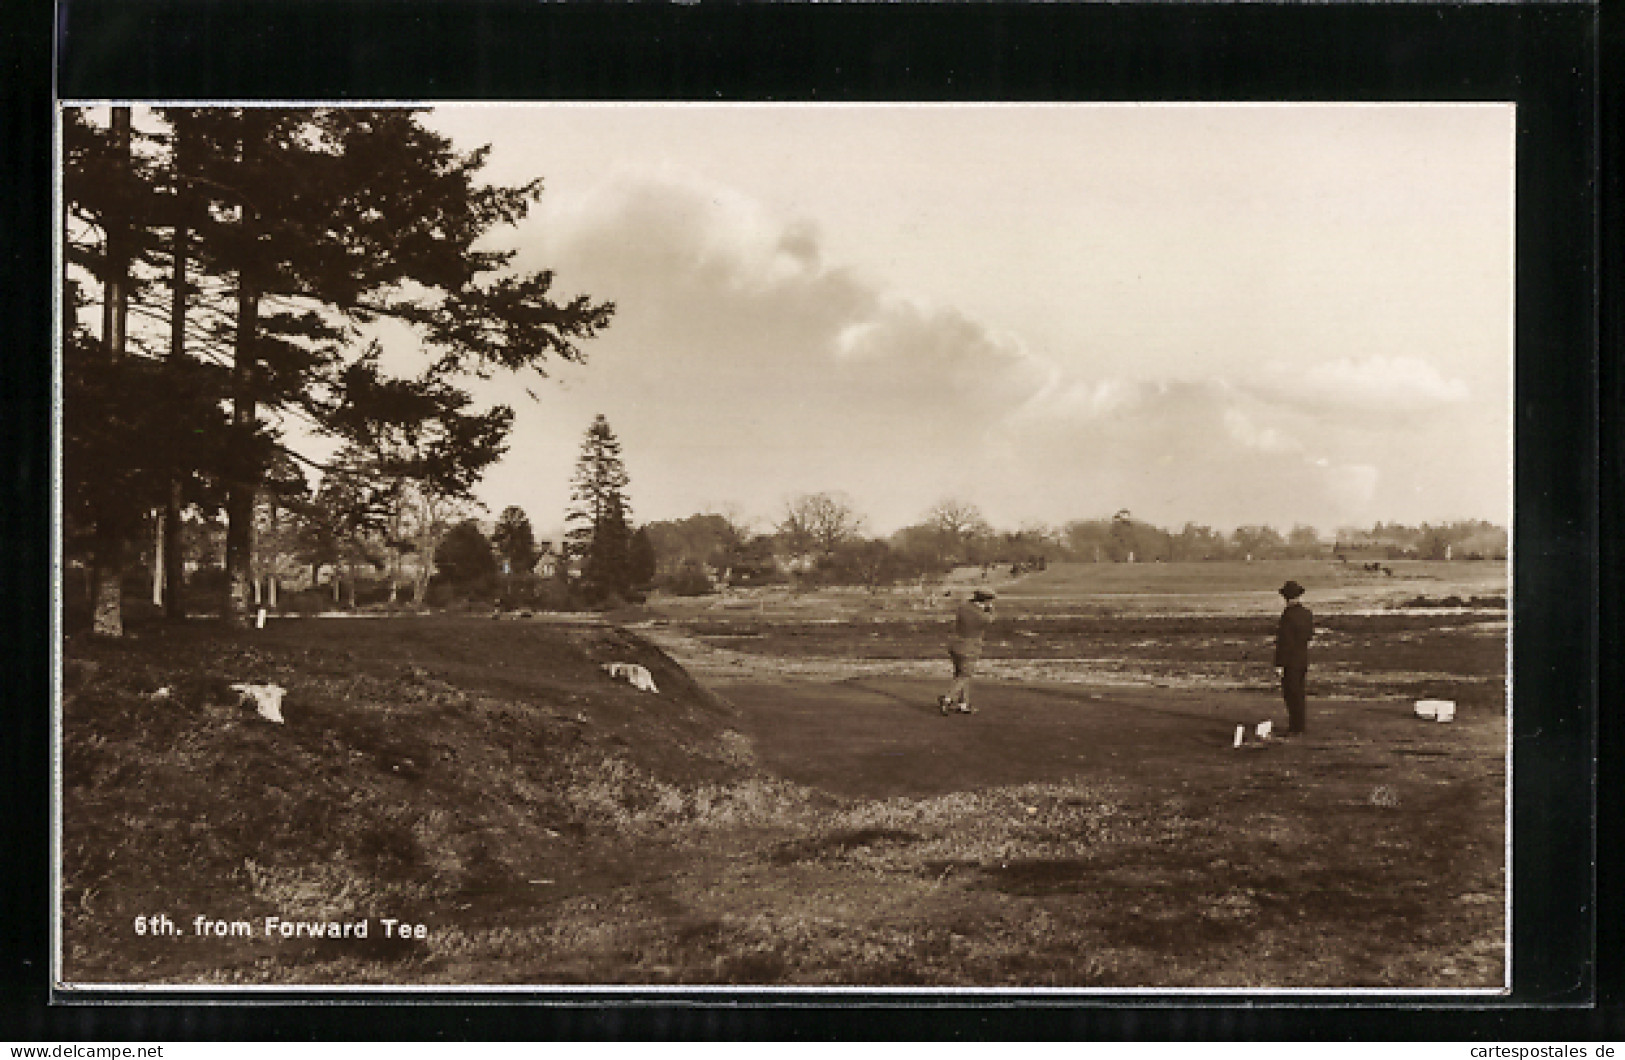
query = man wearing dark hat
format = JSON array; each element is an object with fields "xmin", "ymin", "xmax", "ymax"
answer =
[
  {"xmin": 1273, "ymin": 580, "xmax": 1314, "ymax": 735},
  {"xmin": 939, "ymin": 588, "xmax": 996, "ymax": 715}
]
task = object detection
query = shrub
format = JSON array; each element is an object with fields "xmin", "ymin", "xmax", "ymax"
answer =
[
  {"xmin": 659, "ymin": 563, "xmax": 715, "ymax": 597},
  {"xmin": 529, "ymin": 577, "xmax": 575, "ymax": 611},
  {"xmin": 427, "ymin": 572, "xmax": 498, "ymax": 606},
  {"xmin": 494, "ymin": 573, "xmax": 568, "ymax": 611},
  {"xmin": 186, "ymin": 566, "xmax": 231, "ymax": 602},
  {"xmin": 282, "ymin": 589, "xmax": 327, "ymax": 616},
  {"xmin": 729, "ymin": 564, "xmax": 786, "ymax": 588},
  {"xmin": 434, "ymin": 520, "xmax": 499, "ymax": 587},
  {"xmin": 351, "ymin": 577, "xmax": 395, "ymax": 608},
  {"xmin": 423, "ymin": 579, "xmax": 459, "ymax": 609}
]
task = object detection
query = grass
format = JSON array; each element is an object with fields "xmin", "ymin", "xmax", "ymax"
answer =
[
  {"xmin": 998, "ymin": 558, "xmax": 1505, "ymax": 597},
  {"xmin": 60, "ymin": 617, "xmax": 758, "ymax": 984},
  {"xmin": 59, "ymin": 567, "xmax": 1506, "ymax": 990}
]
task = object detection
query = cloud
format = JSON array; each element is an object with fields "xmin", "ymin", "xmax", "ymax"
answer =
[
  {"xmin": 1321, "ymin": 461, "xmax": 1380, "ymax": 510},
  {"xmin": 490, "ymin": 167, "xmax": 1487, "ymax": 534},
  {"xmin": 832, "ymin": 292, "xmax": 1051, "ymax": 414},
  {"xmin": 535, "ymin": 167, "xmax": 1053, "ymax": 420},
  {"xmin": 1012, "ymin": 376, "xmax": 1151, "ymax": 423},
  {"xmin": 983, "ymin": 373, "xmax": 1392, "ymax": 530},
  {"xmin": 500, "ymin": 167, "xmax": 1063, "ymax": 527},
  {"xmin": 1247, "ymin": 355, "xmax": 1471, "ymax": 414},
  {"xmin": 1222, "ymin": 407, "xmax": 1301, "ymax": 454},
  {"xmin": 543, "ymin": 164, "xmax": 834, "ymax": 296}
]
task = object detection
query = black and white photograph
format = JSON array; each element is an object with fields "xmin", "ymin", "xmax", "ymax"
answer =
[{"xmin": 53, "ymin": 100, "xmax": 1521, "ymax": 993}]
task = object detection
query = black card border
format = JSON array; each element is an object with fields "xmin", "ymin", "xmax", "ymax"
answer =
[{"xmin": 5, "ymin": 0, "xmax": 1609, "ymax": 1041}]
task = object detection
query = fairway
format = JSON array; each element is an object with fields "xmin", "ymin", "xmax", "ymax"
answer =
[
  {"xmin": 995, "ymin": 558, "xmax": 1507, "ymax": 610},
  {"xmin": 721, "ymin": 676, "xmax": 1294, "ymax": 800},
  {"xmin": 635, "ymin": 561, "xmax": 1508, "ymax": 988}
]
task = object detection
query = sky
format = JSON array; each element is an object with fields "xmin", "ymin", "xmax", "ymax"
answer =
[{"xmin": 403, "ymin": 103, "xmax": 1513, "ymax": 539}]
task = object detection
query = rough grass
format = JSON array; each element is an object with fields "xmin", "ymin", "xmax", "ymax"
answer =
[
  {"xmin": 59, "ymin": 599, "xmax": 1505, "ymax": 990},
  {"xmin": 59, "ymin": 618, "xmax": 761, "ymax": 985}
]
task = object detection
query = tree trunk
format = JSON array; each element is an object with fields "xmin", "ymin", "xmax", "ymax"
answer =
[
  {"xmin": 91, "ymin": 106, "xmax": 133, "ymax": 638},
  {"xmin": 387, "ymin": 514, "xmax": 403, "ymax": 607},
  {"xmin": 92, "ymin": 507, "xmax": 126, "ymax": 631},
  {"xmin": 223, "ymin": 115, "xmax": 267, "ymax": 625},
  {"xmin": 163, "ymin": 484, "xmax": 184, "ymax": 619},
  {"xmin": 91, "ymin": 560, "xmax": 123, "ymax": 638},
  {"xmin": 152, "ymin": 511, "xmax": 165, "ymax": 606},
  {"xmin": 414, "ymin": 523, "xmax": 442, "ymax": 607},
  {"xmin": 223, "ymin": 277, "xmax": 259, "ymax": 623},
  {"xmin": 163, "ymin": 197, "xmax": 189, "ymax": 620}
]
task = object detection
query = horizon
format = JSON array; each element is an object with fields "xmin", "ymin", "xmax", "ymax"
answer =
[{"xmin": 499, "ymin": 508, "xmax": 1506, "ymax": 548}]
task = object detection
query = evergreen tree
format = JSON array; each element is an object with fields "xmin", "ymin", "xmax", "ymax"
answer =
[
  {"xmin": 61, "ymin": 108, "xmax": 240, "ymax": 632},
  {"xmin": 433, "ymin": 519, "xmax": 499, "ymax": 589},
  {"xmin": 491, "ymin": 506, "xmax": 538, "ymax": 575},
  {"xmin": 627, "ymin": 527, "xmax": 658, "ymax": 590},
  {"xmin": 583, "ymin": 495, "xmax": 633, "ymax": 602},
  {"xmin": 61, "ymin": 106, "xmax": 615, "ymax": 626},
  {"xmin": 64, "ymin": 107, "xmax": 139, "ymax": 635},
  {"xmin": 565, "ymin": 414, "xmax": 635, "ymax": 602}
]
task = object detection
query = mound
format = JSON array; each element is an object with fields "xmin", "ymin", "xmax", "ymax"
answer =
[{"xmin": 59, "ymin": 615, "xmax": 750, "ymax": 984}]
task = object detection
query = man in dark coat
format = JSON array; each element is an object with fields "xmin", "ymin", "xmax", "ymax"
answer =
[
  {"xmin": 939, "ymin": 589, "xmax": 995, "ymax": 715},
  {"xmin": 1273, "ymin": 579, "xmax": 1314, "ymax": 735}
]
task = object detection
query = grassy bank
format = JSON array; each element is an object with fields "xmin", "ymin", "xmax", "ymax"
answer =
[{"xmin": 60, "ymin": 616, "xmax": 764, "ymax": 984}]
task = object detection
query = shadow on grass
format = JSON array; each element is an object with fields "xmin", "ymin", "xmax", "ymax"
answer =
[{"xmin": 768, "ymin": 827, "xmax": 921, "ymax": 865}]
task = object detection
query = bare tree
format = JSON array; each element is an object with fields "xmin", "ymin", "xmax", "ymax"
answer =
[
  {"xmin": 925, "ymin": 498, "xmax": 986, "ymax": 539},
  {"xmin": 777, "ymin": 492, "xmax": 865, "ymax": 561},
  {"xmin": 402, "ymin": 483, "xmax": 475, "ymax": 606},
  {"xmin": 703, "ymin": 502, "xmax": 756, "ymax": 587},
  {"xmin": 924, "ymin": 497, "xmax": 991, "ymax": 565}
]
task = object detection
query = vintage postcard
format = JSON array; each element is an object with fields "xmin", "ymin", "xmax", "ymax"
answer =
[{"xmin": 55, "ymin": 101, "xmax": 1515, "ymax": 994}]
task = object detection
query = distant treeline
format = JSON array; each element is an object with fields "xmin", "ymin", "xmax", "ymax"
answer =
[
  {"xmin": 100, "ymin": 495, "xmax": 1505, "ymax": 618},
  {"xmin": 637, "ymin": 503, "xmax": 1508, "ymax": 595}
]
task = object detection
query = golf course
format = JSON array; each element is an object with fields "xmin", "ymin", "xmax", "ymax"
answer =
[{"xmin": 59, "ymin": 559, "xmax": 1507, "ymax": 990}]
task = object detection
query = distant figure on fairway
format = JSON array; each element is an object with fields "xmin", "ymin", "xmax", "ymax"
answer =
[
  {"xmin": 939, "ymin": 589, "xmax": 995, "ymax": 715},
  {"xmin": 1273, "ymin": 580, "xmax": 1315, "ymax": 736}
]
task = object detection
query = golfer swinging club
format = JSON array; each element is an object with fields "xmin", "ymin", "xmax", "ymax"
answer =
[{"xmin": 939, "ymin": 588, "xmax": 995, "ymax": 715}]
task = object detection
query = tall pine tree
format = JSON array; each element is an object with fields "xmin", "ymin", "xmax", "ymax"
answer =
[
  {"xmin": 565, "ymin": 414, "xmax": 635, "ymax": 603},
  {"xmin": 62, "ymin": 107, "xmax": 236, "ymax": 634},
  {"xmin": 61, "ymin": 106, "xmax": 615, "ymax": 626},
  {"xmin": 491, "ymin": 506, "xmax": 538, "ymax": 576}
]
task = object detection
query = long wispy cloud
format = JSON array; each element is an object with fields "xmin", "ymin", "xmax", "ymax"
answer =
[{"xmin": 1247, "ymin": 355, "xmax": 1472, "ymax": 415}]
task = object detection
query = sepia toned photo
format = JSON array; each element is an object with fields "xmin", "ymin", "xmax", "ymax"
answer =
[{"xmin": 56, "ymin": 102, "xmax": 1513, "ymax": 992}]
